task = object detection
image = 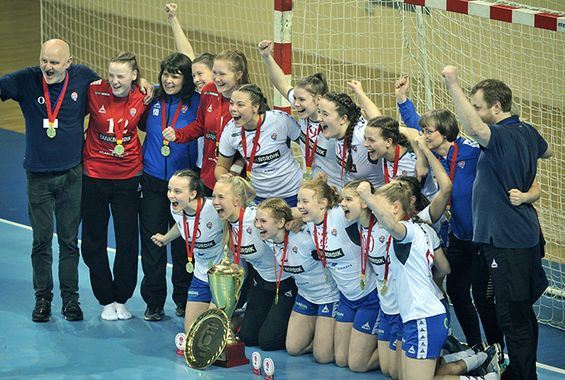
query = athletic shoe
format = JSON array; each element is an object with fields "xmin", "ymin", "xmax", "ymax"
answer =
[
  {"xmin": 32, "ymin": 298, "xmax": 51, "ymax": 322},
  {"xmin": 471, "ymin": 341, "xmax": 489, "ymax": 354},
  {"xmin": 468, "ymin": 344, "xmax": 501, "ymax": 377},
  {"xmin": 175, "ymin": 303, "xmax": 185, "ymax": 317},
  {"xmin": 443, "ymin": 334, "xmax": 468, "ymax": 354},
  {"xmin": 62, "ymin": 300, "xmax": 83, "ymax": 321},
  {"xmin": 144, "ymin": 306, "xmax": 164, "ymax": 321}
]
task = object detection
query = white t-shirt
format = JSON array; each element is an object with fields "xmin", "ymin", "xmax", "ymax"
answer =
[
  {"xmin": 267, "ymin": 227, "xmax": 340, "ymax": 305},
  {"xmin": 171, "ymin": 199, "xmax": 224, "ymax": 282},
  {"xmin": 383, "ymin": 149, "xmax": 438, "ymax": 199},
  {"xmin": 305, "ymin": 207, "xmax": 378, "ymax": 301},
  {"xmin": 391, "ymin": 220, "xmax": 446, "ymax": 322},
  {"xmin": 218, "ymin": 110, "xmax": 303, "ymax": 198}
]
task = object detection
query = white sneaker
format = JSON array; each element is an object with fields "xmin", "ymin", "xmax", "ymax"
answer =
[
  {"xmin": 101, "ymin": 303, "xmax": 118, "ymax": 321},
  {"xmin": 115, "ymin": 302, "xmax": 132, "ymax": 320}
]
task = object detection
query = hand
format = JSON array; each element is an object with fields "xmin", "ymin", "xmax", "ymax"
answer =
[
  {"xmin": 285, "ymin": 218, "xmax": 304, "ymax": 233},
  {"xmin": 151, "ymin": 233, "xmax": 168, "ymax": 247},
  {"xmin": 508, "ymin": 189, "xmax": 527, "ymax": 206},
  {"xmin": 356, "ymin": 181, "xmax": 372, "ymax": 200},
  {"xmin": 258, "ymin": 40, "xmax": 273, "ymax": 58},
  {"xmin": 138, "ymin": 78, "xmax": 155, "ymax": 105},
  {"xmin": 415, "ymin": 134, "xmax": 431, "ymax": 152},
  {"xmin": 395, "ymin": 76, "xmax": 409, "ymax": 103},
  {"xmin": 346, "ymin": 80, "xmax": 364, "ymax": 96},
  {"xmin": 163, "ymin": 126, "xmax": 177, "ymax": 142},
  {"xmin": 164, "ymin": 3, "xmax": 177, "ymax": 20},
  {"xmin": 441, "ymin": 66, "xmax": 459, "ymax": 87}
]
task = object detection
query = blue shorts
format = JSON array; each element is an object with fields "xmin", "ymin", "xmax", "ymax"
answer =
[
  {"xmin": 187, "ymin": 277, "xmax": 212, "ymax": 303},
  {"xmin": 255, "ymin": 194, "xmax": 298, "ymax": 207},
  {"xmin": 335, "ymin": 290, "xmax": 380, "ymax": 335},
  {"xmin": 377, "ymin": 311, "xmax": 403, "ymax": 351},
  {"xmin": 402, "ymin": 313, "xmax": 448, "ymax": 359},
  {"xmin": 440, "ymin": 297, "xmax": 451, "ymax": 328},
  {"xmin": 292, "ymin": 293, "xmax": 338, "ymax": 318}
]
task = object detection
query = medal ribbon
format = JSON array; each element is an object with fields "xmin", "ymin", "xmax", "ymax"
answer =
[
  {"xmin": 340, "ymin": 136, "xmax": 348, "ymax": 180},
  {"xmin": 313, "ymin": 212, "xmax": 328, "ymax": 270},
  {"xmin": 446, "ymin": 142, "xmax": 460, "ymax": 209},
  {"xmin": 215, "ymin": 95, "xmax": 225, "ymax": 153},
  {"xmin": 359, "ymin": 215, "xmax": 375, "ymax": 287},
  {"xmin": 41, "ymin": 71, "xmax": 69, "ymax": 124},
  {"xmin": 229, "ymin": 208, "xmax": 245, "ymax": 265},
  {"xmin": 241, "ymin": 115, "xmax": 263, "ymax": 179},
  {"xmin": 182, "ymin": 198, "xmax": 203, "ymax": 267},
  {"xmin": 383, "ymin": 144, "xmax": 400, "ymax": 184},
  {"xmin": 383, "ymin": 235, "xmax": 393, "ymax": 284},
  {"xmin": 305, "ymin": 123, "xmax": 320, "ymax": 173},
  {"xmin": 107, "ymin": 91, "xmax": 131, "ymax": 147},
  {"xmin": 161, "ymin": 98, "xmax": 183, "ymax": 147},
  {"xmin": 273, "ymin": 231, "xmax": 289, "ymax": 304}
]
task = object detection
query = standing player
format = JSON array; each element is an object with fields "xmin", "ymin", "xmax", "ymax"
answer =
[
  {"xmin": 215, "ymin": 84, "xmax": 303, "ymax": 206},
  {"xmin": 150, "ymin": 170, "xmax": 224, "ymax": 332},
  {"xmin": 255, "ymin": 198, "xmax": 340, "ymax": 363}
]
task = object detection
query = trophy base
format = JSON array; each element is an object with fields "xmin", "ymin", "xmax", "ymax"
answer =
[{"xmin": 214, "ymin": 341, "xmax": 249, "ymax": 368}]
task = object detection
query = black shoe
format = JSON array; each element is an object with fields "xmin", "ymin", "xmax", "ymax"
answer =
[
  {"xmin": 471, "ymin": 341, "xmax": 489, "ymax": 354},
  {"xmin": 175, "ymin": 302, "xmax": 185, "ymax": 317},
  {"xmin": 144, "ymin": 306, "xmax": 164, "ymax": 321},
  {"xmin": 32, "ymin": 299, "xmax": 51, "ymax": 322},
  {"xmin": 62, "ymin": 300, "xmax": 84, "ymax": 321},
  {"xmin": 442, "ymin": 334, "xmax": 468, "ymax": 354},
  {"xmin": 469, "ymin": 344, "xmax": 501, "ymax": 377}
]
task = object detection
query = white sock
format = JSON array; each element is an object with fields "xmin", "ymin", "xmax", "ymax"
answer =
[
  {"xmin": 443, "ymin": 348, "xmax": 475, "ymax": 363},
  {"xmin": 461, "ymin": 374, "xmax": 498, "ymax": 380},
  {"xmin": 101, "ymin": 303, "xmax": 118, "ymax": 321},
  {"xmin": 115, "ymin": 302, "xmax": 132, "ymax": 320},
  {"xmin": 462, "ymin": 352, "xmax": 487, "ymax": 372}
]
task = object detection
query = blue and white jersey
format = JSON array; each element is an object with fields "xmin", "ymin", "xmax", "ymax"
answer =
[
  {"xmin": 305, "ymin": 207, "xmax": 378, "ymax": 301},
  {"xmin": 383, "ymin": 149, "xmax": 438, "ymax": 200},
  {"xmin": 335, "ymin": 118, "xmax": 385, "ymax": 189},
  {"xmin": 171, "ymin": 199, "xmax": 224, "ymax": 282},
  {"xmin": 219, "ymin": 110, "xmax": 303, "ymax": 198},
  {"xmin": 391, "ymin": 220, "xmax": 446, "ymax": 323},
  {"xmin": 287, "ymin": 89, "xmax": 341, "ymax": 189},
  {"xmin": 419, "ymin": 222, "xmax": 445, "ymax": 302},
  {"xmin": 230, "ymin": 206, "xmax": 290, "ymax": 283},
  {"xmin": 267, "ymin": 227, "xmax": 339, "ymax": 305}
]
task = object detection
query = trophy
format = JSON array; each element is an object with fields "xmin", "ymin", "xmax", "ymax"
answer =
[{"xmin": 184, "ymin": 245, "xmax": 249, "ymax": 369}]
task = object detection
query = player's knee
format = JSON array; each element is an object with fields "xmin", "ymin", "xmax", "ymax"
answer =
[
  {"xmin": 313, "ymin": 348, "xmax": 334, "ymax": 364},
  {"xmin": 334, "ymin": 353, "xmax": 348, "ymax": 368}
]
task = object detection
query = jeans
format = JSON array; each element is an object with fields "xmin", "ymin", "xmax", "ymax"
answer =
[{"xmin": 27, "ymin": 164, "xmax": 82, "ymax": 303}]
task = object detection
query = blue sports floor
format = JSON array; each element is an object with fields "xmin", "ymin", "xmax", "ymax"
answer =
[{"xmin": 0, "ymin": 128, "xmax": 564, "ymax": 379}]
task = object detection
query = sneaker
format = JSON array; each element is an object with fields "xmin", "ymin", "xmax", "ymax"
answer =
[
  {"xmin": 62, "ymin": 300, "xmax": 84, "ymax": 321},
  {"xmin": 443, "ymin": 334, "xmax": 468, "ymax": 354},
  {"xmin": 144, "ymin": 306, "xmax": 164, "ymax": 321},
  {"xmin": 471, "ymin": 341, "xmax": 489, "ymax": 354},
  {"xmin": 468, "ymin": 344, "xmax": 501, "ymax": 377},
  {"xmin": 175, "ymin": 302, "xmax": 185, "ymax": 317},
  {"xmin": 32, "ymin": 298, "xmax": 51, "ymax": 322}
]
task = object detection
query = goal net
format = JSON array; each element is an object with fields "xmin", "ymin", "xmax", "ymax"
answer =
[{"xmin": 41, "ymin": 0, "xmax": 564, "ymax": 330}]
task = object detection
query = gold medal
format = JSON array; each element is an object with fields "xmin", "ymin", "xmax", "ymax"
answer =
[
  {"xmin": 113, "ymin": 144, "xmax": 125, "ymax": 156},
  {"xmin": 274, "ymin": 288, "xmax": 279, "ymax": 305},
  {"xmin": 445, "ymin": 209, "xmax": 451, "ymax": 221},
  {"xmin": 380, "ymin": 279, "xmax": 388, "ymax": 296},
  {"xmin": 186, "ymin": 261, "xmax": 194, "ymax": 273},
  {"xmin": 360, "ymin": 278, "xmax": 366, "ymax": 290},
  {"xmin": 161, "ymin": 145, "xmax": 171, "ymax": 157},
  {"xmin": 46, "ymin": 126, "xmax": 56, "ymax": 138},
  {"xmin": 303, "ymin": 169, "xmax": 313, "ymax": 180}
]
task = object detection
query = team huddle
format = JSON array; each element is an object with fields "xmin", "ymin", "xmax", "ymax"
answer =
[{"xmin": 0, "ymin": 2, "xmax": 551, "ymax": 380}]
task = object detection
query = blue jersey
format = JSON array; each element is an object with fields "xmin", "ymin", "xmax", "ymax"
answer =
[
  {"xmin": 0, "ymin": 65, "xmax": 98, "ymax": 172},
  {"xmin": 141, "ymin": 92, "xmax": 200, "ymax": 180}
]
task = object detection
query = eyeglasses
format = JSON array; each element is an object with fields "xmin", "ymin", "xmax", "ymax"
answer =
[{"xmin": 422, "ymin": 128, "xmax": 438, "ymax": 136}]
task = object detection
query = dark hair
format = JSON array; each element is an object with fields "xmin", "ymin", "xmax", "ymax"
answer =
[
  {"xmin": 419, "ymin": 109, "xmax": 459, "ymax": 142},
  {"xmin": 110, "ymin": 51, "xmax": 140, "ymax": 85},
  {"xmin": 156, "ymin": 53, "xmax": 196, "ymax": 105},
  {"xmin": 193, "ymin": 52, "xmax": 216, "ymax": 70},
  {"xmin": 215, "ymin": 50, "xmax": 250, "ymax": 87},
  {"xmin": 171, "ymin": 169, "xmax": 205, "ymax": 199},
  {"xmin": 295, "ymin": 73, "xmax": 329, "ymax": 97},
  {"xmin": 235, "ymin": 84, "xmax": 270, "ymax": 114},
  {"xmin": 366, "ymin": 116, "xmax": 409, "ymax": 148},
  {"xmin": 470, "ymin": 79, "xmax": 512, "ymax": 113},
  {"xmin": 394, "ymin": 175, "xmax": 430, "ymax": 212},
  {"xmin": 322, "ymin": 92, "xmax": 362, "ymax": 173}
]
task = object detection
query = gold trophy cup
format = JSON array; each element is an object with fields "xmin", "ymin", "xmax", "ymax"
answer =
[{"xmin": 184, "ymin": 245, "xmax": 249, "ymax": 369}]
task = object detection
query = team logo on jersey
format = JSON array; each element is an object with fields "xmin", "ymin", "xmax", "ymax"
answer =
[
  {"xmin": 71, "ymin": 92, "xmax": 78, "ymax": 101},
  {"xmin": 206, "ymin": 221, "xmax": 213, "ymax": 229},
  {"xmin": 402, "ymin": 170, "xmax": 408, "ymax": 176},
  {"xmin": 331, "ymin": 228, "xmax": 337, "ymax": 236},
  {"xmin": 181, "ymin": 104, "xmax": 188, "ymax": 113},
  {"xmin": 352, "ymin": 145, "xmax": 358, "ymax": 152},
  {"xmin": 378, "ymin": 235, "xmax": 386, "ymax": 243},
  {"xmin": 271, "ymin": 133, "xmax": 277, "ymax": 140},
  {"xmin": 153, "ymin": 108, "xmax": 159, "ymax": 116},
  {"xmin": 292, "ymin": 246, "xmax": 298, "ymax": 253},
  {"xmin": 458, "ymin": 160, "xmax": 466, "ymax": 169},
  {"xmin": 246, "ymin": 227, "xmax": 253, "ymax": 235},
  {"xmin": 99, "ymin": 105, "xmax": 106, "ymax": 114},
  {"xmin": 37, "ymin": 96, "xmax": 45, "ymax": 104},
  {"xmin": 361, "ymin": 322, "xmax": 371, "ymax": 331},
  {"xmin": 491, "ymin": 259, "xmax": 498, "ymax": 269},
  {"xmin": 130, "ymin": 108, "xmax": 137, "ymax": 117},
  {"xmin": 207, "ymin": 104, "xmax": 213, "ymax": 113}
]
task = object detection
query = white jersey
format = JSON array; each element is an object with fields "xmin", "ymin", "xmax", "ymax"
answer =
[
  {"xmin": 196, "ymin": 136, "xmax": 204, "ymax": 168},
  {"xmin": 219, "ymin": 110, "xmax": 303, "ymax": 198},
  {"xmin": 287, "ymin": 89, "xmax": 341, "ymax": 189},
  {"xmin": 229, "ymin": 206, "xmax": 290, "ymax": 283},
  {"xmin": 267, "ymin": 227, "xmax": 340, "ymax": 305},
  {"xmin": 391, "ymin": 220, "xmax": 446, "ymax": 322},
  {"xmin": 419, "ymin": 221, "xmax": 445, "ymax": 302},
  {"xmin": 364, "ymin": 221, "xmax": 400, "ymax": 315},
  {"xmin": 305, "ymin": 207, "xmax": 378, "ymax": 301},
  {"xmin": 417, "ymin": 206, "xmax": 443, "ymax": 243},
  {"xmin": 335, "ymin": 118, "xmax": 385, "ymax": 189},
  {"xmin": 383, "ymin": 149, "xmax": 438, "ymax": 199},
  {"xmin": 171, "ymin": 199, "xmax": 224, "ymax": 282}
]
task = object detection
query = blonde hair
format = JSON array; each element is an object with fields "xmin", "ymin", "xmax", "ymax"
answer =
[
  {"xmin": 257, "ymin": 198, "xmax": 292, "ymax": 224},
  {"xmin": 216, "ymin": 176, "xmax": 256, "ymax": 249},
  {"xmin": 374, "ymin": 182, "xmax": 414, "ymax": 217},
  {"xmin": 300, "ymin": 176, "xmax": 340, "ymax": 210}
]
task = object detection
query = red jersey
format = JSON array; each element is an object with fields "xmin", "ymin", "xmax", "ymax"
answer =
[
  {"xmin": 174, "ymin": 82, "xmax": 231, "ymax": 189},
  {"xmin": 83, "ymin": 80, "xmax": 147, "ymax": 179}
]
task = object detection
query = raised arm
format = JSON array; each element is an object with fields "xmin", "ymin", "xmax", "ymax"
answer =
[
  {"xmin": 347, "ymin": 80, "xmax": 382, "ymax": 119},
  {"xmin": 442, "ymin": 65, "xmax": 491, "ymax": 147},
  {"xmin": 395, "ymin": 76, "xmax": 421, "ymax": 131},
  {"xmin": 258, "ymin": 40, "xmax": 292, "ymax": 98},
  {"xmin": 164, "ymin": 3, "xmax": 196, "ymax": 60}
]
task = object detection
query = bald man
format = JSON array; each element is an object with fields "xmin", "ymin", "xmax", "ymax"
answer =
[{"xmin": 0, "ymin": 38, "xmax": 99, "ymax": 322}]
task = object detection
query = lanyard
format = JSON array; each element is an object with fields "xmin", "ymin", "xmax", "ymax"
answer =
[
  {"xmin": 229, "ymin": 208, "xmax": 245, "ymax": 265},
  {"xmin": 107, "ymin": 93, "xmax": 131, "ymax": 148},
  {"xmin": 340, "ymin": 137, "xmax": 348, "ymax": 180},
  {"xmin": 359, "ymin": 215, "xmax": 375, "ymax": 289},
  {"xmin": 447, "ymin": 142, "xmax": 460, "ymax": 208},
  {"xmin": 305, "ymin": 123, "xmax": 320, "ymax": 173},
  {"xmin": 241, "ymin": 115, "xmax": 263, "ymax": 179},
  {"xmin": 161, "ymin": 98, "xmax": 183, "ymax": 147},
  {"xmin": 273, "ymin": 231, "xmax": 289, "ymax": 304},
  {"xmin": 41, "ymin": 71, "xmax": 69, "ymax": 124},
  {"xmin": 313, "ymin": 212, "xmax": 328, "ymax": 274},
  {"xmin": 215, "ymin": 95, "xmax": 225, "ymax": 153},
  {"xmin": 182, "ymin": 198, "xmax": 203, "ymax": 270},
  {"xmin": 383, "ymin": 145, "xmax": 400, "ymax": 184}
]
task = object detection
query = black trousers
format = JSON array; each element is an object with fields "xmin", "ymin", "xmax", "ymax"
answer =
[
  {"xmin": 239, "ymin": 271, "xmax": 297, "ymax": 351},
  {"xmin": 481, "ymin": 244, "xmax": 540, "ymax": 380},
  {"xmin": 139, "ymin": 173, "xmax": 192, "ymax": 308},
  {"xmin": 446, "ymin": 235, "xmax": 503, "ymax": 347},
  {"xmin": 81, "ymin": 176, "xmax": 140, "ymax": 305}
]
